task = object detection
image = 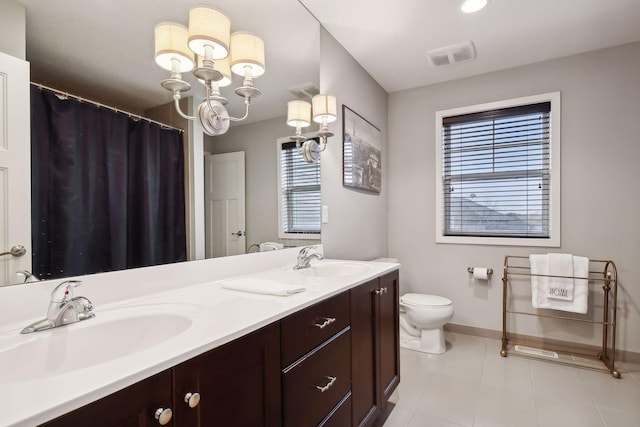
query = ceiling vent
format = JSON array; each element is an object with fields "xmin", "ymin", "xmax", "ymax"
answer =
[
  {"xmin": 427, "ymin": 41, "xmax": 476, "ymax": 67},
  {"xmin": 289, "ymin": 82, "xmax": 320, "ymax": 100}
]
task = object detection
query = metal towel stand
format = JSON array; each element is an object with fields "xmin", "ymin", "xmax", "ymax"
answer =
[{"xmin": 501, "ymin": 255, "xmax": 620, "ymax": 378}]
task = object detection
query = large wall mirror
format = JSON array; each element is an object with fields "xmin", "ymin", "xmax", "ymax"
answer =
[{"xmin": 4, "ymin": 0, "xmax": 320, "ymax": 286}]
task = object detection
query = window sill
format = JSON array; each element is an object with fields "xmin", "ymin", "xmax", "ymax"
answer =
[{"xmin": 436, "ymin": 234, "xmax": 560, "ymax": 247}]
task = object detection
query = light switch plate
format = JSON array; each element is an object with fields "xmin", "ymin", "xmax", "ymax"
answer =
[{"xmin": 321, "ymin": 205, "xmax": 329, "ymax": 223}]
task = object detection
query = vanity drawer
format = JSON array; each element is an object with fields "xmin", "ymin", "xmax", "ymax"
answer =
[
  {"xmin": 319, "ymin": 392, "xmax": 352, "ymax": 427},
  {"xmin": 282, "ymin": 328, "xmax": 351, "ymax": 427},
  {"xmin": 281, "ymin": 291, "xmax": 350, "ymax": 367}
]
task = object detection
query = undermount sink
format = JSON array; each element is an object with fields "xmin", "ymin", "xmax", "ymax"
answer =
[
  {"xmin": 295, "ymin": 260, "xmax": 372, "ymax": 278},
  {"xmin": 0, "ymin": 304, "xmax": 196, "ymax": 384}
]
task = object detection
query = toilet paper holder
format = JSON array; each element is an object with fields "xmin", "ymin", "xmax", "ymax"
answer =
[{"xmin": 467, "ymin": 267, "xmax": 493, "ymax": 276}]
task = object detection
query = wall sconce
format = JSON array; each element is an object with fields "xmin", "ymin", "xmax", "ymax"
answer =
[
  {"xmin": 286, "ymin": 94, "xmax": 337, "ymax": 163},
  {"xmin": 154, "ymin": 6, "xmax": 265, "ymax": 136}
]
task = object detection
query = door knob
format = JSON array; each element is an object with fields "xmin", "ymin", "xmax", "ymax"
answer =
[
  {"xmin": 0, "ymin": 245, "xmax": 26, "ymax": 257},
  {"xmin": 231, "ymin": 231, "xmax": 244, "ymax": 236}
]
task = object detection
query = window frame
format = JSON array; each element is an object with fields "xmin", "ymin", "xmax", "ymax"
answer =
[
  {"xmin": 435, "ymin": 92, "xmax": 561, "ymax": 247},
  {"xmin": 276, "ymin": 135, "xmax": 322, "ymax": 240}
]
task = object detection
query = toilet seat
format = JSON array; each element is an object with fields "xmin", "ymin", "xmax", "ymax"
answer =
[{"xmin": 401, "ymin": 293, "xmax": 452, "ymax": 308}]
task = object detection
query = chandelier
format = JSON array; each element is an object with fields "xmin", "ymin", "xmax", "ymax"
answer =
[{"xmin": 154, "ymin": 6, "xmax": 265, "ymax": 136}]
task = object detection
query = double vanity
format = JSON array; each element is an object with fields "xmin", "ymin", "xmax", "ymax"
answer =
[{"xmin": 0, "ymin": 247, "xmax": 399, "ymax": 426}]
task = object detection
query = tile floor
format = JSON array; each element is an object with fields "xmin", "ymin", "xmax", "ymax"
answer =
[{"xmin": 385, "ymin": 332, "xmax": 640, "ymax": 427}]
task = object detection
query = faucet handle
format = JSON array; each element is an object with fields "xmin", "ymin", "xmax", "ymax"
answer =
[
  {"xmin": 299, "ymin": 245, "xmax": 316, "ymax": 256},
  {"xmin": 50, "ymin": 280, "xmax": 83, "ymax": 303},
  {"xmin": 71, "ymin": 296, "xmax": 95, "ymax": 321}
]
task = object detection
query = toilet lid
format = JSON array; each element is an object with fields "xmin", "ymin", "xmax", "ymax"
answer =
[{"xmin": 401, "ymin": 293, "xmax": 452, "ymax": 307}]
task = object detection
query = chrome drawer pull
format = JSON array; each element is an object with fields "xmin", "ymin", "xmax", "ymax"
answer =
[
  {"xmin": 316, "ymin": 376, "xmax": 337, "ymax": 392},
  {"xmin": 314, "ymin": 317, "xmax": 336, "ymax": 329}
]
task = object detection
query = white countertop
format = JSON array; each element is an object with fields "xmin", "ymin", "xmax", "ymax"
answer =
[{"xmin": 0, "ymin": 248, "xmax": 398, "ymax": 427}]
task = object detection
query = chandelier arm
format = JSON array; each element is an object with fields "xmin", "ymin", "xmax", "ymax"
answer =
[
  {"xmin": 226, "ymin": 103, "xmax": 250, "ymax": 122},
  {"xmin": 173, "ymin": 96, "xmax": 198, "ymax": 121}
]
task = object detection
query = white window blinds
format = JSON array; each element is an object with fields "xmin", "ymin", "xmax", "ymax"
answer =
[
  {"xmin": 442, "ymin": 102, "xmax": 551, "ymax": 238},
  {"xmin": 280, "ymin": 141, "xmax": 321, "ymax": 235}
]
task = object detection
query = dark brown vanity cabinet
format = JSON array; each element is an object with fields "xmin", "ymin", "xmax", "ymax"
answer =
[
  {"xmin": 40, "ymin": 370, "xmax": 174, "ymax": 427},
  {"xmin": 39, "ymin": 270, "xmax": 400, "ymax": 427},
  {"xmin": 40, "ymin": 323, "xmax": 281, "ymax": 427},
  {"xmin": 350, "ymin": 270, "xmax": 400, "ymax": 427},
  {"xmin": 172, "ymin": 322, "xmax": 281, "ymax": 427},
  {"xmin": 281, "ymin": 292, "xmax": 352, "ymax": 427}
]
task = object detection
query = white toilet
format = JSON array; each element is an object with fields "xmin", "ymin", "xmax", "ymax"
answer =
[{"xmin": 399, "ymin": 293, "xmax": 454, "ymax": 354}]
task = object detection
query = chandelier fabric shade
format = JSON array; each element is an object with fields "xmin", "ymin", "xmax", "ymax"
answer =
[
  {"xmin": 187, "ymin": 6, "xmax": 231, "ymax": 59},
  {"xmin": 197, "ymin": 55, "xmax": 232, "ymax": 87},
  {"xmin": 287, "ymin": 100, "xmax": 312, "ymax": 128},
  {"xmin": 154, "ymin": 22, "xmax": 195, "ymax": 72},
  {"xmin": 312, "ymin": 94, "xmax": 337, "ymax": 124},
  {"xmin": 230, "ymin": 31, "xmax": 266, "ymax": 77}
]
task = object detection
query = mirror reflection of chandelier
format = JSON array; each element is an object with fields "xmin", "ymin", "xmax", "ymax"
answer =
[
  {"xmin": 286, "ymin": 94, "xmax": 337, "ymax": 163},
  {"xmin": 154, "ymin": 6, "xmax": 265, "ymax": 136}
]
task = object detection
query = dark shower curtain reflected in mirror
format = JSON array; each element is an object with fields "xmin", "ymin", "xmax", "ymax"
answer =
[{"xmin": 30, "ymin": 86, "xmax": 187, "ymax": 280}]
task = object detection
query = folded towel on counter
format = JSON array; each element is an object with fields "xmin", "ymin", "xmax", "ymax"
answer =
[
  {"xmin": 259, "ymin": 242, "xmax": 284, "ymax": 251},
  {"xmin": 220, "ymin": 278, "xmax": 306, "ymax": 296},
  {"xmin": 530, "ymin": 253, "xmax": 589, "ymax": 314}
]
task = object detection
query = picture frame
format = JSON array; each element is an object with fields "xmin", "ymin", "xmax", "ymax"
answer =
[{"xmin": 342, "ymin": 105, "xmax": 382, "ymax": 193}]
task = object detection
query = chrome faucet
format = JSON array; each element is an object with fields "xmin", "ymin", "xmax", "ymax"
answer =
[
  {"xmin": 21, "ymin": 280, "xmax": 95, "ymax": 334},
  {"xmin": 16, "ymin": 270, "xmax": 40, "ymax": 283},
  {"xmin": 294, "ymin": 246, "xmax": 325, "ymax": 270}
]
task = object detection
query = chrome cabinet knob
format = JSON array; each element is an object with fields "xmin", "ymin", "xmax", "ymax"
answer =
[
  {"xmin": 154, "ymin": 407, "xmax": 172, "ymax": 425},
  {"xmin": 184, "ymin": 392, "xmax": 201, "ymax": 408}
]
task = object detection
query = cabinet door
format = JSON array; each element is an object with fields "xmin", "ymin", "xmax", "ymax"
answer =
[
  {"xmin": 40, "ymin": 370, "xmax": 173, "ymax": 427},
  {"xmin": 173, "ymin": 322, "xmax": 281, "ymax": 427},
  {"xmin": 378, "ymin": 270, "xmax": 400, "ymax": 403},
  {"xmin": 350, "ymin": 271, "xmax": 401, "ymax": 427},
  {"xmin": 350, "ymin": 278, "xmax": 381, "ymax": 427}
]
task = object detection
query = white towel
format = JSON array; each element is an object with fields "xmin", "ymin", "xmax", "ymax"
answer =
[
  {"xmin": 220, "ymin": 278, "xmax": 305, "ymax": 296},
  {"xmin": 529, "ymin": 254, "xmax": 589, "ymax": 314},
  {"xmin": 546, "ymin": 253, "xmax": 574, "ymax": 301},
  {"xmin": 259, "ymin": 242, "xmax": 284, "ymax": 252}
]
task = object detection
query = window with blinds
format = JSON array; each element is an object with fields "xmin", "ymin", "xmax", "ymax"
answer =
[
  {"xmin": 441, "ymin": 102, "xmax": 552, "ymax": 239},
  {"xmin": 279, "ymin": 140, "xmax": 321, "ymax": 237}
]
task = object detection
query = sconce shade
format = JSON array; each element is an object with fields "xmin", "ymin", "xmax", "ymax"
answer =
[
  {"xmin": 230, "ymin": 31, "xmax": 266, "ymax": 77},
  {"xmin": 312, "ymin": 94, "xmax": 337, "ymax": 123},
  {"xmin": 154, "ymin": 22, "xmax": 195, "ymax": 72},
  {"xmin": 287, "ymin": 100, "xmax": 312, "ymax": 128},
  {"xmin": 197, "ymin": 55, "xmax": 232, "ymax": 87},
  {"xmin": 188, "ymin": 6, "xmax": 230, "ymax": 59}
]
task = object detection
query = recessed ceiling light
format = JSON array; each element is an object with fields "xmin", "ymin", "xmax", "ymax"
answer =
[{"xmin": 461, "ymin": 0, "xmax": 488, "ymax": 13}]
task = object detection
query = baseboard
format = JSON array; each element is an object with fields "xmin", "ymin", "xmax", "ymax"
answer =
[{"xmin": 444, "ymin": 323, "xmax": 640, "ymax": 364}]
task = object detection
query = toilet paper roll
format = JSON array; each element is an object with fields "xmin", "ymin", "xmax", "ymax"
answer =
[{"xmin": 473, "ymin": 267, "xmax": 489, "ymax": 280}]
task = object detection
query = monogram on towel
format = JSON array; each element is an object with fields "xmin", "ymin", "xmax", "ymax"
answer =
[{"xmin": 546, "ymin": 253, "xmax": 574, "ymax": 301}]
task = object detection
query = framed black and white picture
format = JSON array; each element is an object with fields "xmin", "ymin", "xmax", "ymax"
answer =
[{"xmin": 342, "ymin": 105, "xmax": 382, "ymax": 193}]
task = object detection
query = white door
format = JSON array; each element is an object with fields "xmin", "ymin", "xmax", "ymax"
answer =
[
  {"xmin": 204, "ymin": 152, "xmax": 246, "ymax": 258},
  {"xmin": 0, "ymin": 52, "xmax": 31, "ymax": 286}
]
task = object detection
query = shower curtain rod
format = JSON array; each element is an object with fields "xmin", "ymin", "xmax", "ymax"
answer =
[{"xmin": 30, "ymin": 82, "xmax": 184, "ymax": 133}]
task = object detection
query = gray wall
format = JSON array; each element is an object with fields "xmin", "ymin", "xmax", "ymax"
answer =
[
  {"xmin": 388, "ymin": 42, "xmax": 640, "ymax": 354},
  {"xmin": 0, "ymin": 0, "xmax": 25, "ymax": 59},
  {"xmin": 319, "ymin": 28, "xmax": 389, "ymax": 261},
  {"xmin": 205, "ymin": 116, "xmax": 320, "ymax": 249}
]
